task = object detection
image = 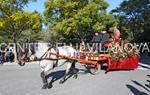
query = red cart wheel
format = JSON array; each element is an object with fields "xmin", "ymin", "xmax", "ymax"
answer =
[{"xmin": 85, "ymin": 64, "xmax": 101, "ymax": 75}]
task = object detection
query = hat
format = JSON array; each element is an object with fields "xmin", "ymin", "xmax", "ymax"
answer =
[
  {"xmin": 95, "ymin": 32, "xmax": 99, "ymax": 35},
  {"xmin": 102, "ymin": 31, "xmax": 106, "ymax": 34}
]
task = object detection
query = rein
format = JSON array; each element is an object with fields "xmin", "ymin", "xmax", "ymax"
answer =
[
  {"xmin": 38, "ymin": 46, "xmax": 61, "ymax": 67},
  {"xmin": 38, "ymin": 47, "xmax": 51, "ymax": 61}
]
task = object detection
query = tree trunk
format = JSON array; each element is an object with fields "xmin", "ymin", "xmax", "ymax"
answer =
[{"xmin": 13, "ymin": 32, "xmax": 18, "ymax": 63}]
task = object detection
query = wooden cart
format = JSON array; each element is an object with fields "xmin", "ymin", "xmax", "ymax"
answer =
[
  {"xmin": 49, "ymin": 52, "xmax": 111, "ymax": 74},
  {"xmin": 49, "ymin": 51, "xmax": 139, "ymax": 74}
]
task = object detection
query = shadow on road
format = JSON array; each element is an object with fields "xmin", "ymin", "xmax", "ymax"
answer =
[
  {"xmin": 145, "ymin": 80, "xmax": 150, "ymax": 89},
  {"xmin": 47, "ymin": 70, "xmax": 65, "ymax": 88},
  {"xmin": 131, "ymin": 80, "xmax": 150, "ymax": 92},
  {"xmin": 139, "ymin": 64, "xmax": 150, "ymax": 70},
  {"xmin": 46, "ymin": 68, "xmax": 90, "ymax": 89},
  {"xmin": 126, "ymin": 85, "xmax": 149, "ymax": 95},
  {"xmin": 145, "ymin": 75, "xmax": 150, "ymax": 89},
  {"xmin": 46, "ymin": 69, "xmax": 78, "ymax": 88},
  {"xmin": 126, "ymin": 75, "xmax": 150, "ymax": 95}
]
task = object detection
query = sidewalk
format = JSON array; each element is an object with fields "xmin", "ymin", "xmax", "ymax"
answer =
[
  {"xmin": 0, "ymin": 62, "xmax": 17, "ymax": 66},
  {"xmin": 1, "ymin": 61, "xmax": 38, "ymax": 66}
]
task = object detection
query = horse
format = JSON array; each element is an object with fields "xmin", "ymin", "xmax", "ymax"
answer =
[{"xmin": 18, "ymin": 42, "xmax": 78, "ymax": 89}]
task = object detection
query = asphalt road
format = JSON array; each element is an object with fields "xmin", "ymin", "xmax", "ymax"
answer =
[{"xmin": 0, "ymin": 62, "xmax": 150, "ymax": 95}]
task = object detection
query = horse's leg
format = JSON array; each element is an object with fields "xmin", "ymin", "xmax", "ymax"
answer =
[
  {"xmin": 59, "ymin": 62, "xmax": 72, "ymax": 84},
  {"xmin": 71, "ymin": 61, "xmax": 78, "ymax": 79},
  {"xmin": 40, "ymin": 71, "xmax": 48, "ymax": 89},
  {"xmin": 40, "ymin": 61, "xmax": 53, "ymax": 89}
]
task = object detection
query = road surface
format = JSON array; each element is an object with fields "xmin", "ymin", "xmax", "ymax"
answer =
[{"xmin": 0, "ymin": 61, "xmax": 150, "ymax": 95}]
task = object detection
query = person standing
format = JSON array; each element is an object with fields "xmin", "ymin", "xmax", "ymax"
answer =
[
  {"xmin": 91, "ymin": 32, "xmax": 102, "ymax": 43},
  {"xmin": 91, "ymin": 32, "xmax": 102, "ymax": 52},
  {"xmin": 101, "ymin": 30, "xmax": 110, "ymax": 45},
  {"xmin": 113, "ymin": 26, "xmax": 121, "ymax": 42},
  {"xmin": 0, "ymin": 51, "xmax": 4, "ymax": 65},
  {"xmin": 5, "ymin": 44, "xmax": 15, "ymax": 62}
]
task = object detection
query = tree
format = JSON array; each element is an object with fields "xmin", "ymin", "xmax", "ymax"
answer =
[
  {"xmin": 0, "ymin": 1, "xmax": 42, "ymax": 42},
  {"xmin": 18, "ymin": 29, "xmax": 43, "ymax": 43},
  {"xmin": 112, "ymin": 0, "xmax": 150, "ymax": 42},
  {"xmin": 0, "ymin": 0, "xmax": 42, "ymax": 61},
  {"xmin": 44, "ymin": 0, "xmax": 117, "ymax": 42},
  {"xmin": 42, "ymin": 28, "xmax": 64, "ymax": 43}
]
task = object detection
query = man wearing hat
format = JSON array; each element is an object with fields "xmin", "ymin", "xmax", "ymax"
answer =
[
  {"xmin": 91, "ymin": 32, "xmax": 102, "ymax": 52},
  {"xmin": 91, "ymin": 32, "xmax": 102, "ymax": 43},
  {"xmin": 101, "ymin": 30, "xmax": 110, "ymax": 44}
]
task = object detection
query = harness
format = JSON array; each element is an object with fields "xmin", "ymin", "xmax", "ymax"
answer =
[{"xmin": 38, "ymin": 46, "xmax": 62, "ymax": 68}]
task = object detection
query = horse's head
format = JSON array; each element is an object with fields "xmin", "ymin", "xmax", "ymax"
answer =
[
  {"xmin": 17, "ymin": 42, "xmax": 51, "ymax": 66},
  {"xmin": 18, "ymin": 48, "xmax": 29, "ymax": 66}
]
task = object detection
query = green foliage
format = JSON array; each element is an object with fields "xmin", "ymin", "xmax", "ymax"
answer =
[
  {"xmin": 0, "ymin": 0, "xmax": 42, "ymax": 43},
  {"xmin": 42, "ymin": 28, "xmax": 64, "ymax": 43},
  {"xmin": 108, "ymin": 42, "xmax": 139, "ymax": 60},
  {"xmin": 112, "ymin": 0, "xmax": 150, "ymax": 42},
  {"xmin": 44, "ymin": 0, "xmax": 117, "ymax": 42},
  {"xmin": 18, "ymin": 29, "xmax": 43, "ymax": 43}
]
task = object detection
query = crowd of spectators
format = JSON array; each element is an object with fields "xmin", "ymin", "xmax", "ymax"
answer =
[{"xmin": 0, "ymin": 44, "xmax": 15, "ymax": 64}]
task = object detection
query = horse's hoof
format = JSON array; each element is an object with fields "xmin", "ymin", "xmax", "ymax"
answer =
[
  {"xmin": 59, "ymin": 80, "xmax": 65, "ymax": 84},
  {"xmin": 48, "ymin": 85, "xmax": 52, "ymax": 89},
  {"xmin": 73, "ymin": 74, "xmax": 78, "ymax": 79},
  {"xmin": 42, "ymin": 85, "xmax": 48, "ymax": 89}
]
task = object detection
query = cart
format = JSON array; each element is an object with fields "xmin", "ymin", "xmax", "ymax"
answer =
[
  {"xmin": 49, "ymin": 51, "xmax": 139, "ymax": 75},
  {"xmin": 49, "ymin": 52, "xmax": 110, "ymax": 74}
]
